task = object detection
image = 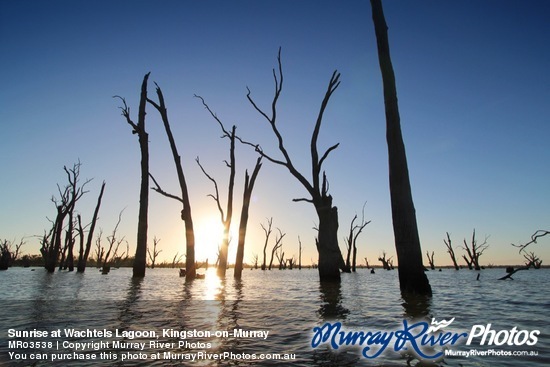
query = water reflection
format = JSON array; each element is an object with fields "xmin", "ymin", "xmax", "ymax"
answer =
[
  {"xmin": 317, "ymin": 281, "xmax": 349, "ymax": 320},
  {"xmin": 118, "ymin": 277, "xmax": 144, "ymax": 325},
  {"xmin": 401, "ymin": 291, "xmax": 432, "ymax": 320}
]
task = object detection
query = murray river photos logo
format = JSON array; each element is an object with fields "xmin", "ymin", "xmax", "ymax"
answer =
[{"xmin": 310, "ymin": 318, "xmax": 540, "ymax": 360}]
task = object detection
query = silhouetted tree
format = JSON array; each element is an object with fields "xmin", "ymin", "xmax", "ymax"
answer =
[
  {"xmin": 443, "ymin": 232, "xmax": 460, "ymax": 270},
  {"xmin": 378, "ymin": 251, "xmax": 393, "ymax": 270},
  {"xmin": 195, "ymin": 97, "xmax": 238, "ymax": 277},
  {"xmin": 115, "ymin": 72, "xmax": 150, "ymax": 278},
  {"xmin": 269, "ymin": 228, "xmax": 285, "ymax": 270},
  {"xmin": 171, "ymin": 252, "xmax": 184, "ymax": 268},
  {"xmin": 76, "ymin": 181, "xmax": 105, "ymax": 272},
  {"xmin": 426, "ymin": 251, "xmax": 435, "ymax": 270},
  {"xmin": 260, "ymin": 218, "xmax": 273, "ymax": 270},
  {"xmin": 462, "ymin": 229, "xmax": 489, "ymax": 270},
  {"xmin": 0, "ymin": 240, "xmax": 12, "ymax": 270},
  {"xmin": 243, "ymin": 49, "xmax": 345, "ymax": 281},
  {"xmin": 147, "ymin": 82, "xmax": 196, "ymax": 280},
  {"xmin": 94, "ymin": 230, "xmax": 104, "ymax": 268},
  {"xmin": 41, "ymin": 162, "xmax": 90, "ymax": 272},
  {"xmin": 276, "ymin": 247, "xmax": 286, "ymax": 270},
  {"xmin": 0, "ymin": 238, "xmax": 24, "ymax": 269},
  {"xmin": 234, "ymin": 157, "xmax": 262, "ymax": 279},
  {"xmin": 100, "ymin": 212, "xmax": 126, "ymax": 274},
  {"xmin": 147, "ymin": 236, "xmax": 162, "ymax": 269},
  {"xmin": 251, "ymin": 254, "xmax": 259, "ymax": 269},
  {"xmin": 523, "ymin": 252, "xmax": 542, "ymax": 269},
  {"xmin": 370, "ymin": 0, "xmax": 431, "ymax": 295},
  {"xmin": 344, "ymin": 203, "xmax": 370, "ymax": 272}
]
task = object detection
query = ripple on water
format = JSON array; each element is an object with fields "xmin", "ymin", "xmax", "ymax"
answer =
[{"xmin": 0, "ymin": 267, "xmax": 548, "ymax": 366}]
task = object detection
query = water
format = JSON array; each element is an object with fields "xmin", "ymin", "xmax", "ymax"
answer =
[{"xmin": 1, "ymin": 267, "xmax": 548, "ymax": 366}]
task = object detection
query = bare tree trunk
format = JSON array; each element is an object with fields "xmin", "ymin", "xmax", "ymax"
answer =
[
  {"xmin": 77, "ymin": 181, "xmax": 105, "ymax": 273},
  {"xmin": 371, "ymin": 0, "xmax": 431, "ymax": 295},
  {"xmin": 260, "ymin": 218, "xmax": 273, "ymax": 270},
  {"xmin": 244, "ymin": 49, "xmax": 345, "ymax": 281},
  {"xmin": 234, "ymin": 157, "xmax": 262, "ymax": 279},
  {"xmin": 147, "ymin": 237, "xmax": 162, "ymax": 269},
  {"xmin": 426, "ymin": 251, "xmax": 435, "ymax": 270},
  {"xmin": 444, "ymin": 232, "xmax": 460, "ymax": 270},
  {"xmin": 315, "ymin": 200, "xmax": 345, "ymax": 280},
  {"xmin": 147, "ymin": 82, "xmax": 196, "ymax": 280},
  {"xmin": 116, "ymin": 73, "xmax": 150, "ymax": 278}
]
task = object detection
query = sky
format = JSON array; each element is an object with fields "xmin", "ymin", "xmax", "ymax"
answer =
[{"xmin": 1, "ymin": 0, "xmax": 549, "ymax": 268}]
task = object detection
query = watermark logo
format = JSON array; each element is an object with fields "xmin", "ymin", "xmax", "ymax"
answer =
[{"xmin": 310, "ymin": 319, "xmax": 540, "ymax": 360}]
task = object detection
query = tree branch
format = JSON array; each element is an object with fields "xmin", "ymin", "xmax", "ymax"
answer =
[
  {"xmin": 195, "ymin": 157, "xmax": 224, "ymax": 221},
  {"xmin": 512, "ymin": 230, "xmax": 550, "ymax": 252},
  {"xmin": 149, "ymin": 173, "xmax": 183, "ymax": 204}
]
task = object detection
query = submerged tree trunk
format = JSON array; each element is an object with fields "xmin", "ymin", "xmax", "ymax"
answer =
[
  {"xmin": 77, "ymin": 181, "xmax": 105, "ymax": 273},
  {"xmin": 234, "ymin": 157, "xmax": 262, "ymax": 279},
  {"xmin": 371, "ymin": 0, "xmax": 431, "ymax": 295},
  {"xmin": 244, "ymin": 49, "xmax": 345, "ymax": 281},
  {"xmin": 315, "ymin": 200, "xmax": 344, "ymax": 280},
  {"xmin": 116, "ymin": 73, "xmax": 150, "ymax": 278},
  {"xmin": 148, "ymin": 82, "xmax": 196, "ymax": 281}
]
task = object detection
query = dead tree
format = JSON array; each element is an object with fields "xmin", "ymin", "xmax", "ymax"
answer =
[
  {"xmin": 276, "ymin": 248, "xmax": 286, "ymax": 270},
  {"xmin": 147, "ymin": 82, "xmax": 196, "ymax": 280},
  {"xmin": 0, "ymin": 240, "xmax": 12, "ymax": 270},
  {"xmin": 59, "ymin": 215, "xmax": 78, "ymax": 271},
  {"xmin": 426, "ymin": 251, "xmax": 435, "ymax": 270},
  {"xmin": 371, "ymin": 0, "xmax": 431, "ymax": 295},
  {"xmin": 76, "ymin": 181, "xmax": 105, "ymax": 272},
  {"xmin": 112, "ymin": 242, "xmax": 129, "ymax": 268},
  {"xmin": 196, "ymin": 147, "xmax": 235, "ymax": 277},
  {"xmin": 462, "ymin": 229, "xmax": 489, "ymax": 270},
  {"xmin": 243, "ymin": 48, "xmax": 346, "ymax": 281},
  {"xmin": 0, "ymin": 238, "xmax": 24, "ymax": 269},
  {"xmin": 364, "ymin": 257, "xmax": 370, "ymax": 269},
  {"xmin": 260, "ymin": 218, "xmax": 273, "ymax": 270},
  {"xmin": 378, "ymin": 251, "xmax": 393, "ymax": 270},
  {"xmin": 443, "ymin": 232, "xmax": 460, "ymax": 270},
  {"xmin": 41, "ymin": 162, "xmax": 90, "ymax": 272},
  {"xmin": 100, "ymin": 211, "xmax": 126, "ymax": 274},
  {"xmin": 194, "ymin": 102, "xmax": 237, "ymax": 278},
  {"xmin": 115, "ymin": 72, "xmax": 150, "ymax": 278},
  {"xmin": 94, "ymin": 230, "xmax": 104, "ymax": 268},
  {"xmin": 172, "ymin": 252, "xmax": 184, "ymax": 268},
  {"xmin": 147, "ymin": 236, "xmax": 162, "ymax": 269},
  {"xmin": 287, "ymin": 257, "xmax": 296, "ymax": 270},
  {"xmin": 462, "ymin": 254, "xmax": 473, "ymax": 270},
  {"xmin": 234, "ymin": 157, "xmax": 262, "ymax": 279},
  {"xmin": 269, "ymin": 228, "xmax": 285, "ymax": 270},
  {"xmin": 251, "ymin": 254, "xmax": 259, "ymax": 269},
  {"xmin": 194, "ymin": 96, "xmax": 263, "ymax": 279},
  {"xmin": 523, "ymin": 252, "xmax": 542, "ymax": 269},
  {"xmin": 344, "ymin": 203, "xmax": 371, "ymax": 272}
]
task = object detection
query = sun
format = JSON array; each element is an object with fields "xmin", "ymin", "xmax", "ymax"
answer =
[
  {"xmin": 195, "ymin": 215, "xmax": 224, "ymax": 264},
  {"xmin": 194, "ymin": 214, "xmax": 240, "ymax": 268}
]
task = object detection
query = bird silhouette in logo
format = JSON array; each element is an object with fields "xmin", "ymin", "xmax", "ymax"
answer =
[{"xmin": 427, "ymin": 317, "xmax": 455, "ymax": 333}]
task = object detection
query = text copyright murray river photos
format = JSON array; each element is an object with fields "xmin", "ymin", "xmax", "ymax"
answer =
[{"xmin": 6, "ymin": 328, "xmax": 297, "ymax": 363}]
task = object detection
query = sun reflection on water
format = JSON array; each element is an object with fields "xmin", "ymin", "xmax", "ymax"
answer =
[{"xmin": 202, "ymin": 268, "xmax": 223, "ymax": 300}]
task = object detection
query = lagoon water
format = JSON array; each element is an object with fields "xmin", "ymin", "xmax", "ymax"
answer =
[{"xmin": 1, "ymin": 266, "xmax": 548, "ymax": 366}]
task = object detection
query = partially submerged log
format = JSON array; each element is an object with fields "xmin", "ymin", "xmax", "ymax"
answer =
[{"xmin": 499, "ymin": 266, "xmax": 529, "ymax": 280}]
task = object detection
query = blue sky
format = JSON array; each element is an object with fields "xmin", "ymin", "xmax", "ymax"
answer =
[{"xmin": 1, "ymin": 0, "xmax": 549, "ymax": 267}]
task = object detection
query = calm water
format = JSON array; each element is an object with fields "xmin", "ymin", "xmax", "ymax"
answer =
[{"xmin": 1, "ymin": 267, "xmax": 548, "ymax": 366}]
